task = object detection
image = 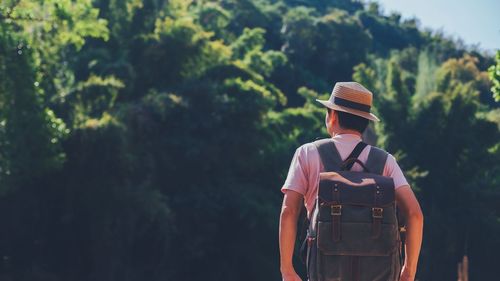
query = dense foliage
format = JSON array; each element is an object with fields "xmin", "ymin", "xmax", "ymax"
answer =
[{"xmin": 0, "ymin": 0, "xmax": 499, "ymax": 280}]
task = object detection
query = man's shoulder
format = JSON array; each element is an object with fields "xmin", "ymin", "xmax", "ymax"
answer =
[
  {"xmin": 292, "ymin": 141, "xmax": 324, "ymax": 163},
  {"xmin": 296, "ymin": 141, "xmax": 320, "ymax": 154}
]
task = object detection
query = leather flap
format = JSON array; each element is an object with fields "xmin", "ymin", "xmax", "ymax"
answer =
[{"xmin": 318, "ymin": 171, "xmax": 395, "ymax": 206}]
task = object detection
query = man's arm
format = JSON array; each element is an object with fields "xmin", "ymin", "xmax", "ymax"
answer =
[
  {"xmin": 396, "ymin": 185, "xmax": 424, "ymax": 281},
  {"xmin": 279, "ymin": 190, "xmax": 304, "ymax": 281}
]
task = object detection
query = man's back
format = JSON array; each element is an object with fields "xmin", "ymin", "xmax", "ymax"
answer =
[{"xmin": 281, "ymin": 134, "xmax": 409, "ymax": 218}]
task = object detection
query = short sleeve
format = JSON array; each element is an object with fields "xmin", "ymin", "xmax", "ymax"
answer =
[
  {"xmin": 281, "ymin": 146, "xmax": 309, "ymax": 196},
  {"xmin": 383, "ymin": 154, "xmax": 410, "ymax": 189}
]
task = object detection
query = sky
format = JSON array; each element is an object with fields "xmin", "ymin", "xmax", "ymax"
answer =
[{"xmin": 373, "ymin": 0, "xmax": 500, "ymax": 54}]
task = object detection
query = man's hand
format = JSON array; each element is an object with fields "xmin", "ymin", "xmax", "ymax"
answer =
[
  {"xmin": 281, "ymin": 268, "xmax": 302, "ymax": 281},
  {"xmin": 400, "ymin": 264, "xmax": 416, "ymax": 281}
]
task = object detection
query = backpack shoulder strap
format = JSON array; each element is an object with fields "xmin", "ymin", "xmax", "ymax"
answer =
[
  {"xmin": 313, "ymin": 138, "xmax": 342, "ymax": 172},
  {"xmin": 343, "ymin": 141, "xmax": 368, "ymax": 171},
  {"xmin": 365, "ymin": 146, "xmax": 389, "ymax": 175}
]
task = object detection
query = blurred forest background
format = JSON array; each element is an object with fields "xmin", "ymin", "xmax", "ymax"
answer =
[{"xmin": 0, "ymin": 0, "xmax": 499, "ymax": 280}]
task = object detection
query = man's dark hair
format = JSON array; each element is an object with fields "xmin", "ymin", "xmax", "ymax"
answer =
[{"xmin": 328, "ymin": 108, "xmax": 369, "ymax": 133}]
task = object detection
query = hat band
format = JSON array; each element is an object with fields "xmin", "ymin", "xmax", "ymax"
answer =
[{"xmin": 333, "ymin": 97, "xmax": 371, "ymax": 113}]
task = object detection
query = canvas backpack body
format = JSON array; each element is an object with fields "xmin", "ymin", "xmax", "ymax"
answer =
[{"xmin": 304, "ymin": 138, "xmax": 402, "ymax": 281}]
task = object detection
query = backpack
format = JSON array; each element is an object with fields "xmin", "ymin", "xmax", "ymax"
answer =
[{"xmin": 302, "ymin": 138, "xmax": 402, "ymax": 281}]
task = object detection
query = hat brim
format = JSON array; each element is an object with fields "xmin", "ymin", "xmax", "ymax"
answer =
[{"xmin": 316, "ymin": 99, "xmax": 380, "ymax": 122}]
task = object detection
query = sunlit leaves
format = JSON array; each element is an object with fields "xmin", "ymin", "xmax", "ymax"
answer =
[
  {"xmin": 71, "ymin": 74, "xmax": 124, "ymax": 127},
  {"xmin": 148, "ymin": 13, "xmax": 231, "ymax": 82},
  {"xmin": 2, "ymin": 0, "xmax": 109, "ymax": 49},
  {"xmin": 195, "ymin": 2, "xmax": 231, "ymax": 32},
  {"xmin": 488, "ymin": 50, "xmax": 500, "ymax": 102},
  {"xmin": 231, "ymin": 27, "xmax": 287, "ymax": 77},
  {"xmin": 435, "ymin": 54, "xmax": 490, "ymax": 105}
]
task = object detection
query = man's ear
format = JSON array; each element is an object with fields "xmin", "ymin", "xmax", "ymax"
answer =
[{"xmin": 330, "ymin": 110, "xmax": 337, "ymax": 125}]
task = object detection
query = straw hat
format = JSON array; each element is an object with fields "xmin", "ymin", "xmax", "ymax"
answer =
[{"xmin": 316, "ymin": 82, "xmax": 380, "ymax": 122}]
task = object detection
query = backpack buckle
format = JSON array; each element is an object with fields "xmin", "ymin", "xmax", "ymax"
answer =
[
  {"xmin": 372, "ymin": 207, "xmax": 383, "ymax": 218},
  {"xmin": 331, "ymin": 205, "xmax": 342, "ymax": 216}
]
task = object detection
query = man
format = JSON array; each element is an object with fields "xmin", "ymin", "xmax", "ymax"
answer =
[{"xmin": 279, "ymin": 82, "xmax": 423, "ymax": 281}]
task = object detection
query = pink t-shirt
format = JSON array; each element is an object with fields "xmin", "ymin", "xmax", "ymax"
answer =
[{"xmin": 281, "ymin": 134, "xmax": 409, "ymax": 217}]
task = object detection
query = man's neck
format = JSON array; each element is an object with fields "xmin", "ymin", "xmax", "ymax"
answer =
[{"xmin": 332, "ymin": 128, "xmax": 362, "ymax": 138}]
